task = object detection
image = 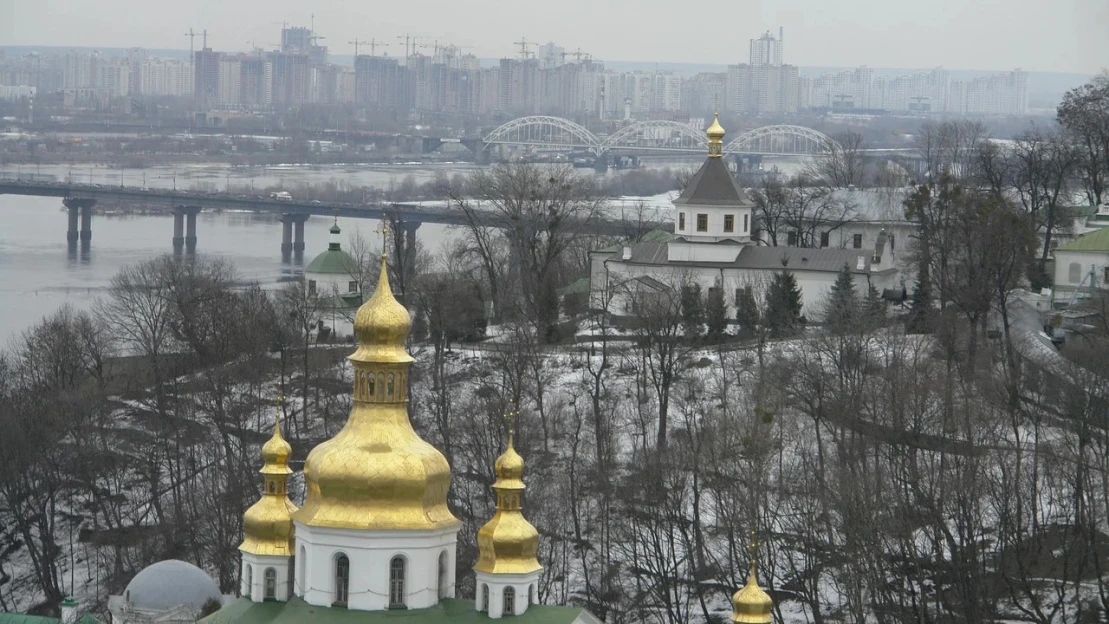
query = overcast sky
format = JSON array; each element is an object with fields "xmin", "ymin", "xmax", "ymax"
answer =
[{"xmin": 1, "ymin": 0, "xmax": 1106, "ymax": 74}]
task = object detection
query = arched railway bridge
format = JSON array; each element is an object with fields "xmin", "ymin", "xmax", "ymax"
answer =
[{"xmin": 482, "ymin": 116, "xmax": 839, "ymax": 156}]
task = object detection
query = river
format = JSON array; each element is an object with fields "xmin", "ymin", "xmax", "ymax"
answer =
[{"xmin": 0, "ymin": 162, "xmax": 683, "ymax": 345}]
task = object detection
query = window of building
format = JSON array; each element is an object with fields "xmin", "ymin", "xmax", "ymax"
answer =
[
  {"xmin": 853, "ymin": 234, "xmax": 863, "ymax": 249},
  {"xmin": 529, "ymin": 585, "xmax": 535, "ymax": 606},
  {"xmin": 889, "ymin": 234, "xmax": 895, "ymax": 251},
  {"xmin": 1070, "ymin": 262, "xmax": 1082, "ymax": 283},
  {"xmin": 308, "ymin": 280, "xmax": 317, "ymax": 296},
  {"xmin": 348, "ymin": 280, "xmax": 358, "ymax": 293},
  {"xmin": 245, "ymin": 565, "xmax": 253, "ymax": 599},
  {"xmin": 438, "ymin": 551, "xmax": 448, "ymax": 599},
  {"xmin": 264, "ymin": 568, "xmax": 277, "ymax": 600},
  {"xmin": 504, "ymin": 587, "xmax": 516, "ymax": 616},
  {"xmin": 482, "ymin": 585, "xmax": 489, "ymax": 612},
  {"xmin": 387, "ymin": 374, "xmax": 395, "ymax": 398},
  {"xmin": 334, "ymin": 555, "xmax": 349, "ymax": 606},
  {"xmin": 678, "ymin": 212, "xmax": 685, "ymax": 231},
  {"xmin": 743, "ymin": 213, "xmax": 749, "ymax": 233},
  {"xmin": 389, "ymin": 556, "xmax": 406, "ymax": 608},
  {"xmin": 820, "ymin": 232, "xmax": 829, "ymax": 248},
  {"xmin": 724, "ymin": 214, "xmax": 735, "ymax": 233},
  {"xmin": 787, "ymin": 231, "xmax": 798, "ymax": 246},
  {"xmin": 696, "ymin": 214, "xmax": 708, "ymax": 232}
]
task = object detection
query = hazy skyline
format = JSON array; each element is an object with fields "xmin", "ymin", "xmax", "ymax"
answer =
[{"xmin": 2, "ymin": 0, "xmax": 1107, "ymax": 74}]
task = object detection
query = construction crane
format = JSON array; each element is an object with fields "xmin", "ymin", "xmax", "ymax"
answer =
[
  {"xmin": 396, "ymin": 34, "xmax": 424, "ymax": 61},
  {"xmin": 513, "ymin": 37, "xmax": 534, "ymax": 60},
  {"xmin": 350, "ymin": 38, "xmax": 388, "ymax": 57}
]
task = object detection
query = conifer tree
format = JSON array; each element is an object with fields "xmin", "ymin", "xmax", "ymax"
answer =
[
  {"xmin": 736, "ymin": 286, "xmax": 760, "ymax": 336},
  {"xmin": 824, "ymin": 265, "xmax": 858, "ymax": 334},
  {"xmin": 680, "ymin": 283, "xmax": 704, "ymax": 340},
  {"xmin": 864, "ymin": 283, "xmax": 886, "ymax": 326},
  {"xmin": 765, "ymin": 271, "xmax": 804, "ymax": 337},
  {"xmin": 705, "ymin": 286, "xmax": 728, "ymax": 342}
]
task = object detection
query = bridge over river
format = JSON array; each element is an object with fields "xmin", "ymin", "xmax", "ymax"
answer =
[{"xmin": 0, "ymin": 179, "xmax": 655, "ymax": 258}]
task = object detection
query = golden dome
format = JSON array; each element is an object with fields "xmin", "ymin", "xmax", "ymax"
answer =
[
  {"xmin": 351, "ymin": 257, "xmax": 414, "ymax": 365},
  {"xmin": 731, "ymin": 560, "xmax": 773, "ymax": 624},
  {"xmin": 293, "ymin": 250, "xmax": 459, "ymax": 532},
  {"xmin": 706, "ymin": 112, "xmax": 726, "ymax": 141},
  {"xmin": 241, "ymin": 412, "xmax": 298, "ymax": 556},
  {"xmin": 706, "ymin": 113, "xmax": 726, "ymax": 158},
  {"xmin": 474, "ymin": 430, "xmax": 541, "ymax": 575}
]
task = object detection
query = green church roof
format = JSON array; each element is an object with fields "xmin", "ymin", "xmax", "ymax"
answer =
[
  {"xmin": 305, "ymin": 249, "xmax": 356, "ymax": 274},
  {"xmin": 0, "ymin": 614, "xmax": 102, "ymax": 624},
  {"xmin": 1057, "ymin": 227, "xmax": 1109, "ymax": 252},
  {"xmin": 199, "ymin": 597, "xmax": 590, "ymax": 624}
]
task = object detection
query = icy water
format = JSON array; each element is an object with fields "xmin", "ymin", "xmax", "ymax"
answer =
[{"xmin": 0, "ymin": 163, "xmax": 482, "ymax": 345}]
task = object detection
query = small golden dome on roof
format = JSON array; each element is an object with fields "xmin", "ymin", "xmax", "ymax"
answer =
[
  {"xmin": 706, "ymin": 112, "xmax": 726, "ymax": 140},
  {"xmin": 474, "ymin": 426, "xmax": 541, "ymax": 575},
  {"xmin": 241, "ymin": 408, "xmax": 298, "ymax": 556},
  {"xmin": 706, "ymin": 113, "xmax": 725, "ymax": 157},
  {"xmin": 731, "ymin": 560, "xmax": 773, "ymax": 624}
]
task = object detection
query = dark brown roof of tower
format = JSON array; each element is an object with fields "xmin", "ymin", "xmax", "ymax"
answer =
[{"xmin": 672, "ymin": 157, "xmax": 752, "ymax": 206}]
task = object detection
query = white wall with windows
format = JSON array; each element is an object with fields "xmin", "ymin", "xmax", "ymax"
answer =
[
  {"xmin": 293, "ymin": 524, "xmax": 458, "ymax": 611},
  {"xmin": 474, "ymin": 571, "xmax": 541, "ymax": 619},
  {"xmin": 241, "ymin": 553, "xmax": 294, "ymax": 603}
]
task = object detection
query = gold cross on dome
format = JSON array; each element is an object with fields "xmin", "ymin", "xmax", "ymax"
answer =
[{"xmin": 376, "ymin": 218, "xmax": 391, "ymax": 251}]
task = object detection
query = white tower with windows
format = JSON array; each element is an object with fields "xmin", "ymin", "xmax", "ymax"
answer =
[
  {"xmin": 669, "ymin": 113, "xmax": 756, "ymax": 263},
  {"xmin": 291, "ymin": 248, "xmax": 462, "ymax": 611},
  {"xmin": 473, "ymin": 428, "xmax": 543, "ymax": 619},
  {"xmin": 239, "ymin": 407, "xmax": 298, "ymax": 602}
]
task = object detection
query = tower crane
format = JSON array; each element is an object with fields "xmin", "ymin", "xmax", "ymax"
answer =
[{"xmin": 513, "ymin": 38, "xmax": 534, "ymax": 60}]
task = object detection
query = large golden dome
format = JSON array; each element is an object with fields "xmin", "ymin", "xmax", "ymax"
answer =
[
  {"xmin": 240, "ymin": 413, "xmax": 298, "ymax": 556},
  {"xmin": 731, "ymin": 560, "xmax": 773, "ymax": 624},
  {"xmin": 293, "ymin": 254, "xmax": 459, "ymax": 531},
  {"xmin": 474, "ymin": 431, "xmax": 542, "ymax": 575}
]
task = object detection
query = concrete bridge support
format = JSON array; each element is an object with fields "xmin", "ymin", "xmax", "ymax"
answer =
[
  {"xmin": 63, "ymin": 197, "xmax": 97, "ymax": 249},
  {"xmin": 280, "ymin": 213, "xmax": 309, "ymax": 261},
  {"xmin": 173, "ymin": 206, "xmax": 201, "ymax": 254}
]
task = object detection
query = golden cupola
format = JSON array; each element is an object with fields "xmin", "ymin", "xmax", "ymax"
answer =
[
  {"xmin": 474, "ymin": 429, "xmax": 542, "ymax": 575},
  {"xmin": 706, "ymin": 112, "xmax": 725, "ymax": 157},
  {"xmin": 293, "ymin": 253, "xmax": 459, "ymax": 531},
  {"xmin": 731, "ymin": 558, "xmax": 773, "ymax": 624},
  {"xmin": 240, "ymin": 408, "xmax": 298, "ymax": 556}
]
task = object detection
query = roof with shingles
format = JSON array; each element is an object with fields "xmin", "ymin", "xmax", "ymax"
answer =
[
  {"xmin": 305, "ymin": 249, "xmax": 356, "ymax": 274},
  {"xmin": 198, "ymin": 597, "xmax": 590, "ymax": 624},
  {"xmin": 672, "ymin": 157, "xmax": 752, "ymax": 207},
  {"xmin": 606, "ymin": 241, "xmax": 889, "ymax": 274},
  {"xmin": 1057, "ymin": 227, "xmax": 1109, "ymax": 252},
  {"xmin": 0, "ymin": 615, "xmax": 102, "ymax": 624}
]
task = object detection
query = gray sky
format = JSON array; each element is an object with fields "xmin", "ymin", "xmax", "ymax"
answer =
[{"xmin": 1, "ymin": 0, "xmax": 1106, "ymax": 74}]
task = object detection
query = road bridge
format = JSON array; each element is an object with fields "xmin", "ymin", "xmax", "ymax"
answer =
[{"xmin": 0, "ymin": 179, "xmax": 657, "ymax": 257}]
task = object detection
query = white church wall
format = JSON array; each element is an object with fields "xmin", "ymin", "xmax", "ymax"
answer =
[{"xmin": 294, "ymin": 523, "xmax": 457, "ymax": 612}]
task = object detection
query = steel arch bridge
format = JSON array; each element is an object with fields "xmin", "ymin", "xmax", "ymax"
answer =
[
  {"xmin": 482, "ymin": 117, "xmax": 835, "ymax": 156},
  {"xmin": 725, "ymin": 125, "xmax": 836, "ymax": 156}
]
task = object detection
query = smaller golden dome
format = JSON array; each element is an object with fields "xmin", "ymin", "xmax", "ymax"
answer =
[
  {"xmin": 474, "ymin": 430, "xmax": 541, "ymax": 575},
  {"xmin": 731, "ymin": 560, "xmax": 773, "ymax": 624},
  {"xmin": 494, "ymin": 430, "xmax": 525, "ymax": 484},
  {"xmin": 241, "ymin": 410, "xmax": 298, "ymax": 556},
  {"xmin": 351, "ymin": 256, "xmax": 413, "ymax": 365},
  {"xmin": 706, "ymin": 112, "xmax": 726, "ymax": 141}
]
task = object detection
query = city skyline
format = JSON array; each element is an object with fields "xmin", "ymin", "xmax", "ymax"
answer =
[{"xmin": 1, "ymin": 0, "xmax": 1106, "ymax": 75}]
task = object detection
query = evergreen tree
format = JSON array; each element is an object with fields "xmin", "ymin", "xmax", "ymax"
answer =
[
  {"xmin": 906, "ymin": 278, "xmax": 932, "ymax": 334},
  {"xmin": 680, "ymin": 283, "xmax": 704, "ymax": 340},
  {"xmin": 705, "ymin": 287, "xmax": 728, "ymax": 342},
  {"xmin": 765, "ymin": 271, "xmax": 804, "ymax": 337},
  {"xmin": 736, "ymin": 286, "xmax": 760, "ymax": 337},
  {"xmin": 864, "ymin": 284, "xmax": 886, "ymax": 326},
  {"xmin": 824, "ymin": 265, "xmax": 858, "ymax": 334}
]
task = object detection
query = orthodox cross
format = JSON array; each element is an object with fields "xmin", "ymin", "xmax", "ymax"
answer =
[{"xmin": 376, "ymin": 218, "xmax": 391, "ymax": 253}]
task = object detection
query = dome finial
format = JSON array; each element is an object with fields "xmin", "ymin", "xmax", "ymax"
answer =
[
  {"xmin": 731, "ymin": 530, "xmax": 773, "ymax": 624},
  {"xmin": 706, "ymin": 112, "xmax": 725, "ymax": 158}
]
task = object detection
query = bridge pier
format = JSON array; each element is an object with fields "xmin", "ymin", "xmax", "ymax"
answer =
[
  {"xmin": 280, "ymin": 213, "xmax": 309, "ymax": 262},
  {"xmin": 173, "ymin": 206, "xmax": 201, "ymax": 253},
  {"xmin": 63, "ymin": 197, "xmax": 96, "ymax": 249}
]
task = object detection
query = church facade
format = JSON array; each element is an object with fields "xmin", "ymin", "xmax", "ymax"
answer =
[{"xmin": 590, "ymin": 115, "xmax": 902, "ymax": 321}]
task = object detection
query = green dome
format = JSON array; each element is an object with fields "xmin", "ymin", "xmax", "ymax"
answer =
[
  {"xmin": 329, "ymin": 223, "xmax": 341, "ymax": 234},
  {"xmin": 305, "ymin": 249, "xmax": 355, "ymax": 274}
]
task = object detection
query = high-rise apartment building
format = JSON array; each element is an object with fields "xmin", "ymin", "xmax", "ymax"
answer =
[{"xmin": 194, "ymin": 47, "xmax": 221, "ymax": 109}]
